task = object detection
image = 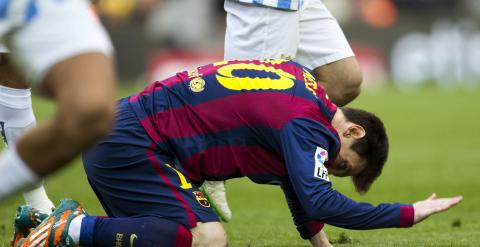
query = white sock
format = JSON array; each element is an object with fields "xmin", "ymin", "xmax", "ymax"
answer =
[
  {"xmin": 0, "ymin": 86, "xmax": 53, "ymax": 209},
  {"xmin": 0, "ymin": 147, "xmax": 40, "ymax": 198},
  {"xmin": 22, "ymin": 184, "xmax": 55, "ymax": 213},
  {"xmin": 0, "ymin": 86, "xmax": 36, "ymax": 146},
  {"xmin": 68, "ymin": 215, "xmax": 85, "ymax": 245}
]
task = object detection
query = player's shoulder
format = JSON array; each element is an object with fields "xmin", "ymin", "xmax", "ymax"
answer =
[
  {"xmin": 284, "ymin": 116, "xmax": 336, "ymax": 132},
  {"xmin": 281, "ymin": 117, "xmax": 340, "ymax": 160},
  {"xmin": 280, "ymin": 118, "xmax": 340, "ymax": 172}
]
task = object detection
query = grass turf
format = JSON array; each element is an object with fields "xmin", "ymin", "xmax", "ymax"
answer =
[{"xmin": 0, "ymin": 87, "xmax": 479, "ymax": 246}]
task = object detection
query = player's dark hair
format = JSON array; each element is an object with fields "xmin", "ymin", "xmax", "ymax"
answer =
[{"xmin": 341, "ymin": 107, "xmax": 389, "ymax": 194}]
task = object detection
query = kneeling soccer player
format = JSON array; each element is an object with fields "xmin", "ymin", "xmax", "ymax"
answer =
[{"xmin": 21, "ymin": 59, "xmax": 462, "ymax": 247}]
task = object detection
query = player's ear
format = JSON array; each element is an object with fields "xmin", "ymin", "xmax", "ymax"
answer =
[{"xmin": 343, "ymin": 124, "xmax": 365, "ymax": 139}]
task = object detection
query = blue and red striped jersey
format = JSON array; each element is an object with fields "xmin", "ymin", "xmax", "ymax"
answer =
[
  {"xmin": 129, "ymin": 59, "xmax": 339, "ymax": 184},
  {"xmin": 128, "ymin": 59, "xmax": 414, "ymax": 238}
]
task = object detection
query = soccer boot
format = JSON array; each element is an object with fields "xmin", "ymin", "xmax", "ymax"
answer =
[
  {"xmin": 200, "ymin": 181, "xmax": 232, "ymax": 222},
  {"xmin": 10, "ymin": 205, "xmax": 50, "ymax": 247},
  {"xmin": 21, "ymin": 199, "xmax": 86, "ymax": 247}
]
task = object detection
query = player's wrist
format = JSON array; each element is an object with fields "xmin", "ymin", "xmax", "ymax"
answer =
[
  {"xmin": 399, "ymin": 204, "xmax": 415, "ymax": 227},
  {"xmin": 299, "ymin": 221, "xmax": 325, "ymax": 240}
]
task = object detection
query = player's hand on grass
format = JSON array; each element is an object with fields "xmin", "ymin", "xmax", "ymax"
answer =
[
  {"xmin": 413, "ymin": 193, "xmax": 463, "ymax": 224},
  {"xmin": 309, "ymin": 230, "xmax": 333, "ymax": 247}
]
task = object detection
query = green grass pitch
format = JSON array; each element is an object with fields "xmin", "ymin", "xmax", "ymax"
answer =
[{"xmin": 0, "ymin": 86, "xmax": 479, "ymax": 246}]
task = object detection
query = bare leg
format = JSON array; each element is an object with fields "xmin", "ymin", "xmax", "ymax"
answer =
[
  {"xmin": 0, "ymin": 54, "xmax": 53, "ymax": 212},
  {"xmin": 314, "ymin": 57, "xmax": 363, "ymax": 106},
  {"xmin": 16, "ymin": 52, "xmax": 116, "ymax": 176}
]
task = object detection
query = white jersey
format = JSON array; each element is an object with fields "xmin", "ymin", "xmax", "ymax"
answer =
[
  {"xmin": 228, "ymin": 0, "xmax": 302, "ymax": 10},
  {"xmin": 0, "ymin": 0, "xmax": 113, "ymax": 83}
]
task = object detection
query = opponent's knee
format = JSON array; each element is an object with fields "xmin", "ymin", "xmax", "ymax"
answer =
[
  {"xmin": 74, "ymin": 99, "xmax": 115, "ymax": 137},
  {"xmin": 314, "ymin": 57, "xmax": 363, "ymax": 106},
  {"xmin": 59, "ymin": 97, "xmax": 116, "ymax": 145},
  {"xmin": 336, "ymin": 70, "xmax": 362, "ymax": 106},
  {"xmin": 191, "ymin": 222, "xmax": 228, "ymax": 247},
  {"xmin": 45, "ymin": 52, "xmax": 117, "ymax": 145}
]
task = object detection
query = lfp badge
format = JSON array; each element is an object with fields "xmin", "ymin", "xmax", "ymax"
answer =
[{"xmin": 313, "ymin": 147, "xmax": 330, "ymax": 182}]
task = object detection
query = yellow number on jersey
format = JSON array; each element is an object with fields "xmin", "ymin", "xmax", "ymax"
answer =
[
  {"xmin": 165, "ymin": 164, "xmax": 192, "ymax": 189},
  {"xmin": 215, "ymin": 63, "xmax": 296, "ymax": 91},
  {"xmin": 129, "ymin": 234, "xmax": 137, "ymax": 247}
]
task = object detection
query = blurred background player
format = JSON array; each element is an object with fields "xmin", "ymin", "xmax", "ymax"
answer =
[{"xmin": 0, "ymin": 0, "xmax": 116, "ymax": 200}]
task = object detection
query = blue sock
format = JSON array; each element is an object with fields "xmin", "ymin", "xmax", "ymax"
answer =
[{"xmin": 79, "ymin": 216, "xmax": 192, "ymax": 247}]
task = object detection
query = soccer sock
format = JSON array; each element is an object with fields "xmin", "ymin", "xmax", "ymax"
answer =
[
  {"xmin": 0, "ymin": 86, "xmax": 36, "ymax": 146},
  {"xmin": 22, "ymin": 185, "xmax": 55, "ymax": 213},
  {"xmin": 68, "ymin": 214, "xmax": 85, "ymax": 244},
  {"xmin": 0, "ymin": 86, "xmax": 54, "ymax": 211},
  {"xmin": 0, "ymin": 146, "xmax": 39, "ymax": 198},
  {"xmin": 0, "ymin": 88, "xmax": 39, "ymax": 198},
  {"xmin": 78, "ymin": 216, "xmax": 193, "ymax": 247}
]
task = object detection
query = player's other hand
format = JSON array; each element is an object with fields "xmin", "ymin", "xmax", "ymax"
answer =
[{"xmin": 413, "ymin": 193, "xmax": 463, "ymax": 224}]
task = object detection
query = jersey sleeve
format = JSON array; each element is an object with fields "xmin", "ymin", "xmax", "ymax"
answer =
[
  {"xmin": 280, "ymin": 118, "xmax": 414, "ymax": 229},
  {"xmin": 281, "ymin": 180, "xmax": 325, "ymax": 239}
]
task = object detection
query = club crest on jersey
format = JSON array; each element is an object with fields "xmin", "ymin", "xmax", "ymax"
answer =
[
  {"xmin": 314, "ymin": 147, "xmax": 330, "ymax": 182},
  {"xmin": 193, "ymin": 191, "xmax": 211, "ymax": 208},
  {"xmin": 189, "ymin": 78, "xmax": 205, "ymax": 92}
]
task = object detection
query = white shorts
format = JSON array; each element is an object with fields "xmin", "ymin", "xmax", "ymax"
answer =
[
  {"xmin": 224, "ymin": 0, "xmax": 354, "ymax": 69},
  {"xmin": 0, "ymin": 0, "xmax": 113, "ymax": 84}
]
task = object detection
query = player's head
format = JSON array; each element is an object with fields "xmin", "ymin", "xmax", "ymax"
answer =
[{"xmin": 328, "ymin": 107, "xmax": 389, "ymax": 194}]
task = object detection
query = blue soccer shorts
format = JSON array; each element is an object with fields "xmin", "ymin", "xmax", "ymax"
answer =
[{"xmin": 82, "ymin": 98, "xmax": 218, "ymax": 229}]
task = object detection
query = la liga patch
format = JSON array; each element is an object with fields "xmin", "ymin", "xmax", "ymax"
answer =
[{"xmin": 313, "ymin": 147, "xmax": 330, "ymax": 182}]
